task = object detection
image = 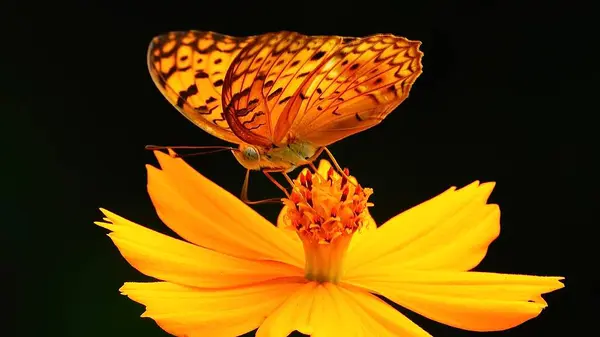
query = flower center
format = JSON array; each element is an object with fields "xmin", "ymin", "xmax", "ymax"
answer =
[{"xmin": 282, "ymin": 164, "xmax": 373, "ymax": 283}]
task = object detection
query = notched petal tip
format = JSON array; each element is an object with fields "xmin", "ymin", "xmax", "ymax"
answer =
[
  {"xmin": 95, "ymin": 208, "xmax": 121, "ymax": 230},
  {"xmin": 144, "ymin": 163, "xmax": 157, "ymax": 174},
  {"xmin": 478, "ymin": 181, "xmax": 496, "ymax": 201},
  {"xmin": 153, "ymin": 149, "xmax": 180, "ymax": 169},
  {"xmin": 119, "ymin": 282, "xmax": 136, "ymax": 295},
  {"xmin": 99, "ymin": 208, "xmax": 118, "ymax": 221},
  {"xmin": 94, "ymin": 221, "xmax": 112, "ymax": 231}
]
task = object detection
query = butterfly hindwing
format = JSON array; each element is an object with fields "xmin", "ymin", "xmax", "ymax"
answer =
[
  {"xmin": 222, "ymin": 31, "xmax": 344, "ymax": 147},
  {"xmin": 287, "ymin": 34, "xmax": 424, "ymax": 147},
  {"xmin": 148, "ymin": 31, "xmax": 256, "ymax": 144}
]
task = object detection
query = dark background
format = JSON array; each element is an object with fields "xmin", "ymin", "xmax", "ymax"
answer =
[{"xmin": 5, "ymin": 0, "xmax": 592, "ymax": 336}]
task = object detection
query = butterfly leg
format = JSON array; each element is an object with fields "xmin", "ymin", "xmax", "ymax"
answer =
[
  {"xmin": 263, "ymin": 169, "xmax": 294, "ymax": 198},
  {"xmin": 320, "ymin": 147, "xmax": 357, "ymax": 186},
  {"xmin": 240, "ymin": 169, "xmax": 283, "ymax": 205},
  {"xmin": 280, "ymin": 171, "xmax": 296, "ymax": 188},
  {"xmin": 307, "ymin": 161, "xmax": 327, "ymax": 180}
]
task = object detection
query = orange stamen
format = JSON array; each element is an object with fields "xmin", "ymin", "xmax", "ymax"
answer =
[{"xmin": 282, "ymin": 164, "xmax": 373, "ymax": 283}]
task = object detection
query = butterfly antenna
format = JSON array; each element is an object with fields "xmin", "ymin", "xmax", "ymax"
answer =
[{"xmin": 145, "ymin": 145, "xmax": 237, "ymax": 158}]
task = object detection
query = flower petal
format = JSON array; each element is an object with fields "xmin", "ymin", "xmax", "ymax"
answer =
[
  {"xmin": 256, "ymin": 282, "xmax": 431, "ymax": 337},
  {"xmin": 345, "ymin": 181, "xmax": 499, "ymax": 273},
  {"xmin": 97, "ymin": 209, "xmax": 303, "ymax": 288},
  {"xmin": 345, "ymin": 270, "xmax": 564, "ymax": 331},
  {"xmin": 338, "ymin": 285, "xmax": 433, "ymax": 337},
  {"xmin": 120, "ymin": 280, "xmax": 304, "ymax": 337},
  {"xmin": 255, "ymin": 282, "xmax": 318, "ymax": 337},
  {"xmin": 147, "ymin": 150, "xmax": 303, "ymax": 268}
]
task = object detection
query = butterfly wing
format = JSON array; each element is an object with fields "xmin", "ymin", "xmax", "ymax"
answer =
[
  {"xmin": 148, "ymin": 31, "xmax": 257, "ymax": 144},
  {"xmin": 221, "ymin": 31, "xmax": 344, "ymax": 147},
  {"xmin": 282, "ymin": 34, "xmax": 424, "ymax": 147}
]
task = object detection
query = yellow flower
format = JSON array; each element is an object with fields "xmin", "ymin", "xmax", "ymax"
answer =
[{"xmin": 96, "ymin": 151, "xmax": 564, "ymax": 337}]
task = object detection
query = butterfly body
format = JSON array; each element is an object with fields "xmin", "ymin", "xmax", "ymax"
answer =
[
  {"xmin": 148, "ymin": 30, "xmax": 423, "ymax": 173},
  {"xmin": 233, "ymin": 139, "xmax": 318, "ymax": 172}
]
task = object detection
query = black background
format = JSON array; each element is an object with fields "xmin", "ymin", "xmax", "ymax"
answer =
[{"xmin": 5, "ymin": 0, "xmax": 593, "ymax": 336}]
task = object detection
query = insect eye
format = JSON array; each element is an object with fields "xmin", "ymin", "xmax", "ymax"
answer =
[{"xmin": 244, "ymin": 147, "xmax": 259, "ymax": 161}]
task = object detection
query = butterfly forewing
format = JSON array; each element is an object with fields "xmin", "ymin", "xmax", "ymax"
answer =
[
  {"xmin": 147, "ymin": 31, "xmax": 256, "ymax": 144},
  {"xmin": 148, "ymin": 31, "xmax": 423, "ymax": 154},
  {"xmin": 222, "ymin": 32, "xmax": 343, "ymax": 147},
  {"xmin": 287, "ymin": 34, "xmax": 424, "ymax": 147}
]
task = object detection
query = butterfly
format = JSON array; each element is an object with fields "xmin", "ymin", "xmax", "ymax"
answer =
[{"xmin": 147, "ymin": 30, "xmax": 423, "ymax": 203}]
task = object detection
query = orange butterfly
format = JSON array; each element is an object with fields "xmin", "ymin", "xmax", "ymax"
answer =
[{"xmin": 147, "ymin": 30, "xmax": 423, "ymax": 203}]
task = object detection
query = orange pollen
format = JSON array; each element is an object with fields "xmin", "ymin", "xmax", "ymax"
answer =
[{"xmin": 283, "ymin": 167, "xmax": 373, "ymax": 245}]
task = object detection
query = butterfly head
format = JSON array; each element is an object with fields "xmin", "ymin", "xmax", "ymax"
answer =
[{"xmin": 232, "ymin": 144, "xmax": 262, "ymax": 170}]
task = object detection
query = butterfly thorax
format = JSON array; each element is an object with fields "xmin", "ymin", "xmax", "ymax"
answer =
[{"xmin": 232, "ymin": 140, "xmax": 318, "ymax": 173}]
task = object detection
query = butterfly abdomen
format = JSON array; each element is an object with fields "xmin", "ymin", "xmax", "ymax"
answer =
[{"xmin": 261, "ymin": 140, "xmax": 318, "ymax": 173}]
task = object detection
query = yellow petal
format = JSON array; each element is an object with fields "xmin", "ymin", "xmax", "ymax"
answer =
[
  {"xmin": 256, "ymin": 282, "xmax": 431, "ymax": 337},
  {"xmin": 345, "ymin": 270, "xmax": 564, "ymax": 331},
  {"xmin": 148, "ymin": 150, "xmax": 303, "ymax": 268},
  {"xmin": 97, "ymin": 209, "xmax": 303, "ymax": 288},
  {"xmin": 345, "ymin": 181, "xmax": 499, "ymax": 273},
  {"xmin": 339, "ymin": 285, "xmax": 433, "ymax": 337},
  {"xmin": 121, "ymin": 280, "xmax": 304, "ymax": 337},
  {"xmin": 255, "ymin": 282, "xmax": 318, "ymax": 337}
]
